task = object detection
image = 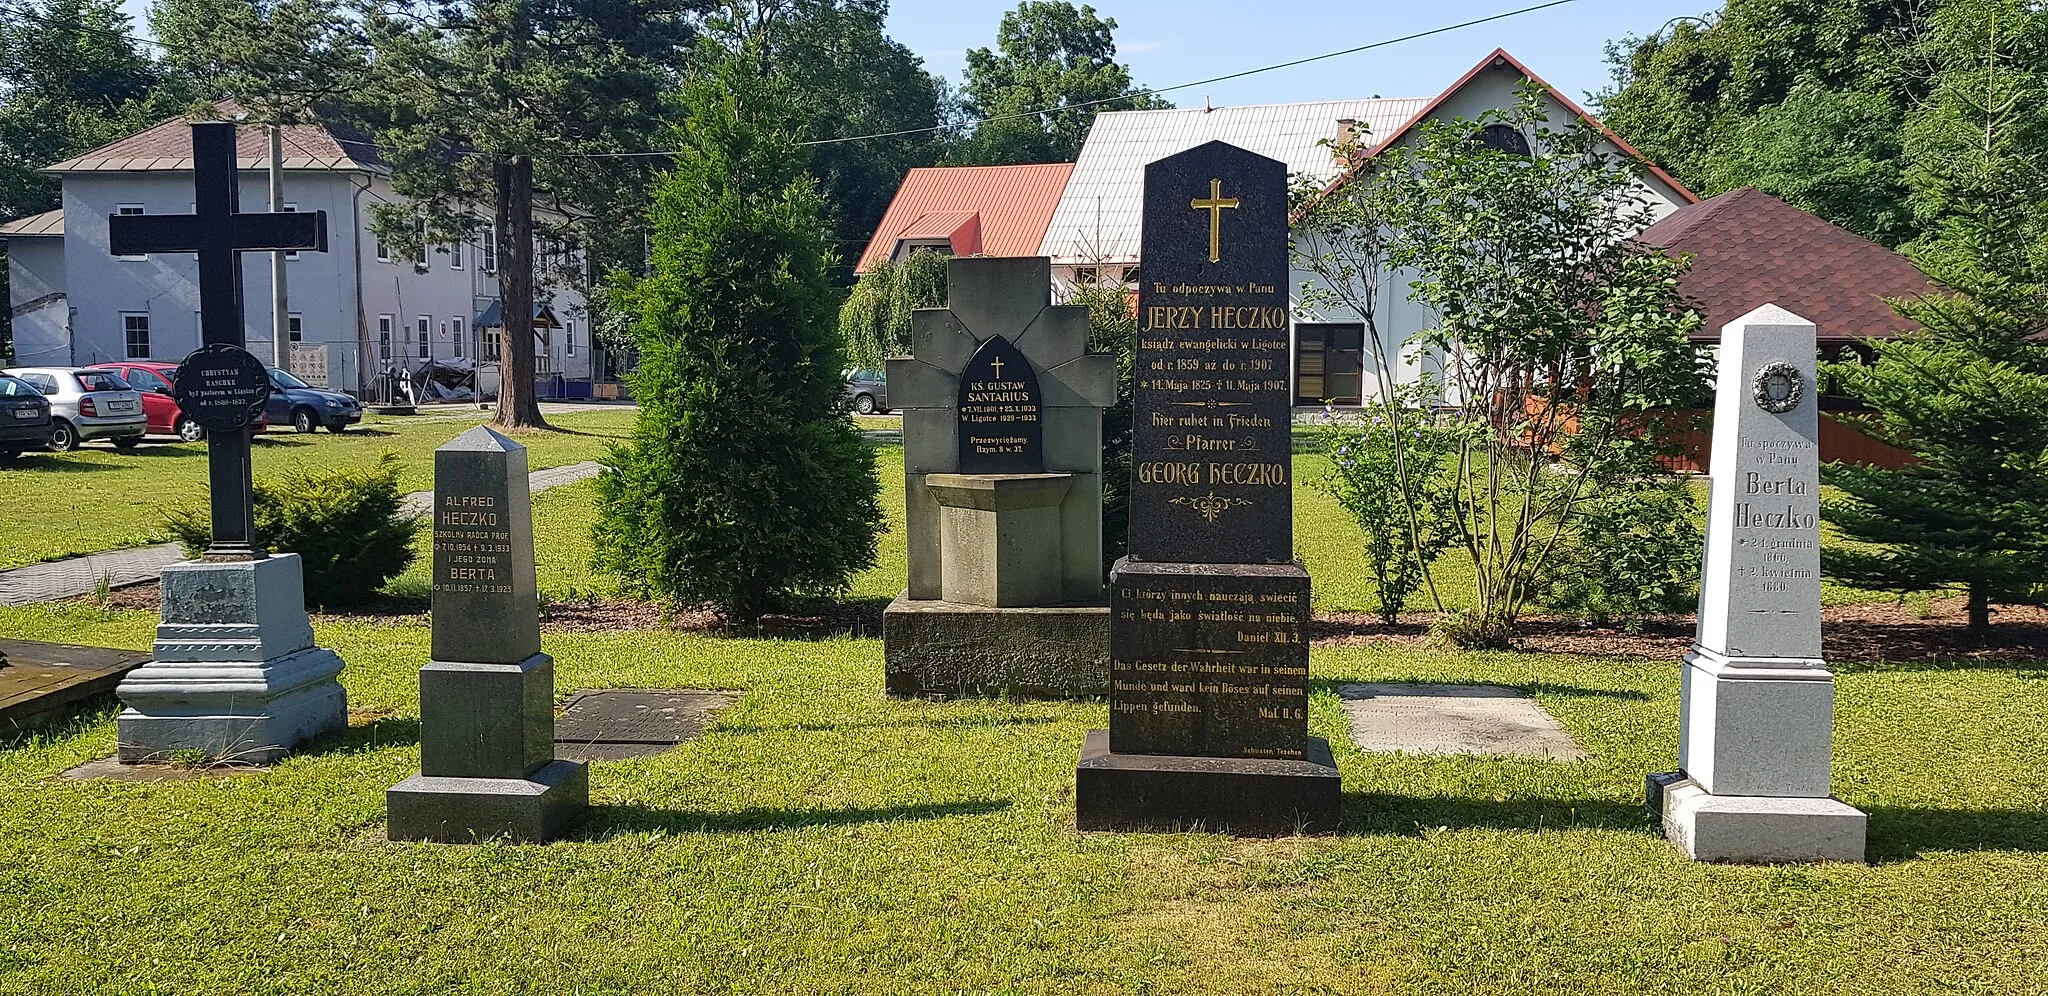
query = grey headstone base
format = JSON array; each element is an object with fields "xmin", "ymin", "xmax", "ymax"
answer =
[
  {"xmin": 115, "ymin": 650, "xmax": 346, "ymax": 763},
  {"xmin": 1649, "ymin": 771, "xmax": 1867, "ymax": 863},
  {"xmin": 387, "ymin": 758, "xmax": 589, "ymax": 843},
  {"xmin": 883, "ymin": 594, "xmax": 1108, "ymax": 698},
  {"xmin": 1076, "ymin": 729, "xmax": 1342, "ymax": 836}
]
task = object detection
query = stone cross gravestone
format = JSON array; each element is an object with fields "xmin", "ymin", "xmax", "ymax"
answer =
[
  {"xmin": 1074, "ymin": 141, "xmax": 1340, "ymax": 835},
  {"xmin": 108, "ymin": 121, "xmax": 346, "ymax": 764},
  {"xmin": 388, "ymin": 427, "xmax": 588, "ymax": 842},
  {"xmin": 1648, "ymin": 304, "xmax": 1866, "ymax": 863},
  {"xmin": 882, "ymin": 256, "xmax": 1118, "ymax": 698}
]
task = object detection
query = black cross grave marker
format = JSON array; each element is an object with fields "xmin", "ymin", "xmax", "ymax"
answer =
[{"xmin": 108, "ymin": 121, "xmax": 329, "ymax": 560}]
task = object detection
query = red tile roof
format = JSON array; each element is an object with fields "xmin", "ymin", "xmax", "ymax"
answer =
[
  {"xmin": 1636, "ymin": 187, "xmax": 1933, "ymax": 341},
  {"xmin": 855, "ymin": 163, "xmax": 1074, "ymax": 273},
  {"xmin": 43, "ymin": 101, "xmax": 383, "ymax": 174}
]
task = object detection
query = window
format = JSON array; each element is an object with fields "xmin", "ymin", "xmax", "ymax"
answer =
[
  {"xmin": 414, "ymin": 221, "xmax": 429, "ymax": 268},
  {"xmin": 564, "ymin": 321, "xmax": 575, "ymax": 356},
  {"xmin": 21, "ymin": 372, "xmax": 57, "ymax": 394},
  {"xmin": 484, "ymin": 325, "xmax": 502, "ymax": 361},
  {"xmin": 1293, "ymin": 323, "xmax": 1365, "ymax": 406},
  {"xmin": 1475, "ymin": 124, "xmax": 1530, "ymax": 156},
  {"xmin": 125, "ymin": 366, "xmax": 170, "ymax": 393},
  {"xmin": 122, "ymin": 314, "xmax": 151, "ymax": 359},
  {"xmin": 449, "ymin": 237, "xmax": 463, "ymax": 270},
  {"xmin": 451, "ymin": 317, "xmax": 466, "ymax": 357},
  {"xmin": 1120, "ymin": 266, "xmax": 1139, "ymax": 285},
  {"xmin": 116, "ymin": 205, "xmax": 145, "ymax": 260},
  {"xmin": 377, "ymin": 315, "xmax": 394, "ymax": 358},
  {"xmin": 1074, "ymin": 267, "xmax": 1098, "ymax": 286},
  {"xmin": 287, "ymin": 314, "xmax": 303, "ymax": 343},
  {"xmin": 416, "ymin": 316, "xmax": 431, "ymax": 359},
  {"xmin": 479, "ymin": 221, "xmax": 497, "ymax": 272},
  {"xmin": 282, "ymin": 203, "xmax": 299, "ymax": 260},
  {"xmin": 375, "ymin": 233, "xmax": 390, "ymax": 263}
]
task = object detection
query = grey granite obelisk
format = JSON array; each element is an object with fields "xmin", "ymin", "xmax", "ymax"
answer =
[
  {"xmin": 387, "ymin": 426, "xmax": 587, "ymax": 843},
  {"xmin": 1648, "ymin": 304, "xmax": 1866, "ymax": 863}
]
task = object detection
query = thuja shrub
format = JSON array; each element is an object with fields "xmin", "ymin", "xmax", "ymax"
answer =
[{"xmin": 166, "ymin": 453, "xmax": 418, "ymax": 607}]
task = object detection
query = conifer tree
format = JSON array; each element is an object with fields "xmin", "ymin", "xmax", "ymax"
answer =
[{"xmin": 593, "ymin": 54, "xmax": 881, "ymax": 622}]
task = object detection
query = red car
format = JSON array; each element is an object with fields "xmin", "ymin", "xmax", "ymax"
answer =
[{"xmin": 89, "ymin": 360, "xmax": 269, "ymax": 442}]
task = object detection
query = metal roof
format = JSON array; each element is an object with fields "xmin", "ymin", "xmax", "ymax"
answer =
[
  {"xmin": 42, "ymin": 101, "xmax": 385, "ymax": 175},
  {"xmin": 0, "ymin": 209, "xmax": 63, "ymax": 237},
  {"xmin": 1038, "ymin": 98, "xmax": 1427, "ymax": 264},
  {"xmin": 855, "ymin": 163, "xmax": 1075, "ymax": 273}
]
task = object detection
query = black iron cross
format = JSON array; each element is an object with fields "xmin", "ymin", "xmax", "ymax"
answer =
[{"xmin": 108, "ymin": 121, "xmax": 329, "ymax": 559}]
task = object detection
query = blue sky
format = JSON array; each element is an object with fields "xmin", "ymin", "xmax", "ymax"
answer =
[
  {"xmin": 109, "ymin": 0, "xmax": 1718, "ymax": 112},
  {"xmin": 885, "ymin": 0, "xmax": 1719, "ymax": 109}
]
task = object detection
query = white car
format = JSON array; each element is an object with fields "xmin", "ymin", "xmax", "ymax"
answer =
[{"xmin": 0, "ymin": 367, "xmax": 148, "ymax": 451}]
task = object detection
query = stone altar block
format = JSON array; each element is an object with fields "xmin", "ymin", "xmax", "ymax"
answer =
[
  {"xmin": 1648, "ymin": 304, "xmax": 1866, "ymax": 863},
  {"xmin": 388, "ymin": 427, "xmax": 587, "ymax": 843},
  {"xmin": 882, "ymin": 256, "xmax": 1116, "ymax": 697},
  {"xmin": 116, "ymin": 553, "xmax": 347, "ymax": 763}
]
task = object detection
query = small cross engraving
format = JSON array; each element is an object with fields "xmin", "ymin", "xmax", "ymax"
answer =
[
  {"xmin": 1190, "ymin": 178, "xmax": 1240, "ymax": 264},
  {"xmin": 988, "ymin": 356, "xmax": 1005, "ymax": 380}
]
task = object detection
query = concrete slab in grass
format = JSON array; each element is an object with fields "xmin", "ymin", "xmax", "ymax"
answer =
[
  {"xmin": 553, "ymin": 689, "xmax": 736, "ymax": 762},
  {"xmin": 1338, "ymin": 683, "xmax": 1588, "ymax": 761}
]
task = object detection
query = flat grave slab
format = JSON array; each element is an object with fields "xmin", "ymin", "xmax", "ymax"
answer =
[
  {"xmin": 59, "ymin": 757, "xmax": 266, "ymax": 782},
  {"xmin": 0, "ymin": 639, "xmax": 150, "ymax": 734},
  {"xmin": 1338, "ymin": 683, "xmax": 1587, "ymax": 761},
  {"xmin": 554, "ymin": 689, "xmax": 736, "ymax": 761}
]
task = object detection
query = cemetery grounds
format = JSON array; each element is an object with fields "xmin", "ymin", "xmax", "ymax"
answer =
[{"xmin": 0, "ymin": 413, "xmax": 2044, "ymax": 994}]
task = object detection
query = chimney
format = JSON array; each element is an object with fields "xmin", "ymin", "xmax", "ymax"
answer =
[{"xmin": 1334, "ymin": 118, "xmax": 1362, "ymax": 166}]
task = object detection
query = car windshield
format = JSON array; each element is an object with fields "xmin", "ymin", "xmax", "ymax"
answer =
[
  {"xmin": 269, "ymin": 369, "xmax": 310, "ymax": 390},
  {"xmin": 0, "ymin": 375, "xmax": 38, "ymax": 397},
  {"xmin": 76, "ymin": 370, "xmax": 131, "ymax": 392}
]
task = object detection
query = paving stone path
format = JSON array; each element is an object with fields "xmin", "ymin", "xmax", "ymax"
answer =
[{"xmin": 0, "ymin": 461, "xmax": 604, "ymax": 608}]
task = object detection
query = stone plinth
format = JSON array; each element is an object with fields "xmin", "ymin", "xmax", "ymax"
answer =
[
  {"xmin": 116, "ymin": 554, "xmax": 346, "ymax": 764},
  {"xmin": 928, "ymin": 472, "xmax": 1072, "ymax": 607},
  {"xmin": 1650, "ymin": 304, "xmax": 1863, "ymax": 863},
  {"xmin": 388, "ymin": 427, "xmax": 587, "ymax": 843},
  {"xmin": 1077, "ymin": 730, "xmax": 1341, "ymax": 835},
  {"xmin": 883, "ymin": 595, "xmax": 1109, "ymax": 697}
]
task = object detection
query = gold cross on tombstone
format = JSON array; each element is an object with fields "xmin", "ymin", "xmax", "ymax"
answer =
[
  {"xmin": 1190, "ymin": 178, "xmax": 1240, "ymax": 263},
  {"xmin": 989, "ymin": 356, "xmax": 1005, "ymax": 379}
]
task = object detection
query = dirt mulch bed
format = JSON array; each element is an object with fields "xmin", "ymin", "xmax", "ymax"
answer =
[
  {"xmin": 1315, "ymin": 597, "xmax": 2048, "ymax": 664},
  {"xmin": 76, "ymin": 584, "xmax": 2048, "ymax": 662}
]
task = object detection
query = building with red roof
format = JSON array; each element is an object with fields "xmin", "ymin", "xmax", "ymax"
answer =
[{"xmin": 854, "ymin": 163, "xmax": 1074, "ymax": 275}]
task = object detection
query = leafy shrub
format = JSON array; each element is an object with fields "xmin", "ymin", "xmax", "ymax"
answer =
[
  {"xmin": 1316, "ymin": 403, "xmax": 1461, "ymax": 624},
  {"xmin": 837, "ymin": 248, "xmax": 948, "ymax": 368},
  {"xmin": 1535, "ymin": 478, "xmax": 1703, "ymax": 631},
  {"xmin": 166, "ymin": 453, "xmax": 418, "ymax": 607}
]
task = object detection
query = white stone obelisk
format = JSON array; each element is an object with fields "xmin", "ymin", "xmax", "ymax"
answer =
[{"xmin": 1649, "ymin": 304, "xmax": 1866, "ymax": 863}]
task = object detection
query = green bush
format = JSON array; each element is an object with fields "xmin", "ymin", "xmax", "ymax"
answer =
[
  {"xmin": 593, "ymin": 55, "xmax": 882, "ymax": 622},
  {"xmin": 837, "ymin": 249, "xmax": 948, "ymax": 368},
  {"xmin": 1068, "ymin": 282, "xmax": 1136, "ymax": 576},
  {"xmin": 1535, "ymin": 478, "xmax": 1703, "ymax": 631},
  {"xmin": 1316, "ymin": 402, "xmax": 1461, "ymax": 624},
  {"xmin": 165, "ymin": 453, "xmax": 418, "ymax": 608}
]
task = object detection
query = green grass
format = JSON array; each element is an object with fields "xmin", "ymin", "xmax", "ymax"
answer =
[
  {"xmin": 0, "ymin": 599, "xmax": 2044, "ymax": 994},
  {"xmin": 0, "ymin": 410, "xmax": 636, "ymax": 570}
]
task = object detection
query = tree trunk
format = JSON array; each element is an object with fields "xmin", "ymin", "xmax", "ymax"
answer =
[
  {"xmin": 494, "ymin": 155, "xmax": 548, "ymax": 430},
  {"xmin": 1966, "ymin": 581, "xmax": 1991, "ymax": 637}
]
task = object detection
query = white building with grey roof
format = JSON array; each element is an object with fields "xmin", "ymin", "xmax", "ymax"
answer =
[{"xmin": 1, "ymin": 105, "xmax": 598, "ymax": 398}]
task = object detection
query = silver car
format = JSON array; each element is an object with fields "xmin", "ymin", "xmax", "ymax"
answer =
[{"xmin": 1, "ymin": 367, "xmax": 148, "ymax": 451}]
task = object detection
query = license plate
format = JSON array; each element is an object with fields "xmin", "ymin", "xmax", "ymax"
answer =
[
  {"xmin": 11, "ymin": 409, "xmax": 37, "ymax": 419},
  {"xmin": 105, "ymin": 401, "xmax": 134, "ymax": 412}
]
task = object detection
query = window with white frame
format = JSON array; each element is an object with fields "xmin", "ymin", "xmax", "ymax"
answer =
[
  {"xmin": 116, "ymin": 205, "xmax": 145, "ymax": 260},
  {"xmin": 449, "ymin": 236, "xmax": 462, "ymax": 270},
  {"xmin": 375, "ymin": 232, "xmax": 389, "ymax": 262},
  {"xmin": 282, "ymin": 203, "xmax": 299, "ymax": 260},
  {"xmin": 479, "ymin": 220, "xmax": 497, "ymax": 272},
  {"xmin": 288, "ymin": 313, "xmax": 303, "ymax": 343},
  {"xmin": 414, "ymin": 220, "xmax": 428, "ymax": 268},
  {"xmin": 451, "ymin": 317, "xmax": 466, "ymax": 357},
  {"xmin": 377, "ymin": 315, "xmax": 393, "ymax": 359},
  {"xmin": 484, "ymin": 325, "xmax": 502, "ymax": 361},
  {"xmin": 565, "ymin": 321, "xmax": 575, "ymax": 356},
  {"xmin": 122, "ymin": 313, "xmax": 150, "ymax": 358},
  {"xmin": 416, "ymin": 316, "xmax": 431, "ymax": 359}
]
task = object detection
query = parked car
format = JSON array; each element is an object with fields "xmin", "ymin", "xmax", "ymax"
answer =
[
  {"xmin": 843, "ymin": 367, "xmax": 890, "ymax": 415},
  {"xmin": 0, "ymin": 373, "xmax": 52, "ymax": 460},
  {"xmin": 0, "ymin": 367, "xmax": 147, "ymax": 451},
  {"xmin": 264, "ymin": 367, "xmax": 363, "ymax": 433},
  {"xmin": 87, "ymin": 360, "xmax": 269, "ymax": 442}
]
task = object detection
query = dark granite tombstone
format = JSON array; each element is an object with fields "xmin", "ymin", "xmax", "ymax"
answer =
[
  {"xmin": 1075, "ymin": 141, "xmax": 1340, "ymax": 836},
  {"xmin": 956, "ymin": 334, "xmax": 1045, "ymax": 473},
  {"xmin": 387, "ymin": 426, "xmax": 588, "ymax": 843}
]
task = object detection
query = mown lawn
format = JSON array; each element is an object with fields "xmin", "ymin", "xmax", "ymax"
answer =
[
  {"xmin": 0, "ymin": 409, "xmax": 636, "ymax": 570},
  {"xmin": 0, "ymin": 597, "xmax": 2043, "ymax": 994}
]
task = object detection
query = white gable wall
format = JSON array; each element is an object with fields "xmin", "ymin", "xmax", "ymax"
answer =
[{"xmin": 6, "ymin": 237, "xmax": 68, "ymax": 366}]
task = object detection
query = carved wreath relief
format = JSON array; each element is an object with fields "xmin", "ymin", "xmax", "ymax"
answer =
[{"xmin": 1751, "ymin": 360, "xmax": 1804, "ymax": 414}]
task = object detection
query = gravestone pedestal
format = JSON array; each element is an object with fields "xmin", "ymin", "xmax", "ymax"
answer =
[
  {"xmin": 1074, "ymin": 141, "xmax": 1340, "ymax": 835},
  {"xmin": 116, "ymin": 554, "xmax": 347, "ymax": 763},
  {"xmin": 883, "ymin": 257, "xmax": 1115, "ymax": 698},
  {"xmin": 1649, "ymin": 304, "xmax": 1865, "ymax": 863},
  {"xmin": 388, "ymin": 427, "xmax": 587, "ymax": 843}
]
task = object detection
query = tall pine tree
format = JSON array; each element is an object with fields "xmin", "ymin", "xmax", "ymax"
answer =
[{"xmin": 592, "ymin": 53, "xmax": 881, "ymax": 622}]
